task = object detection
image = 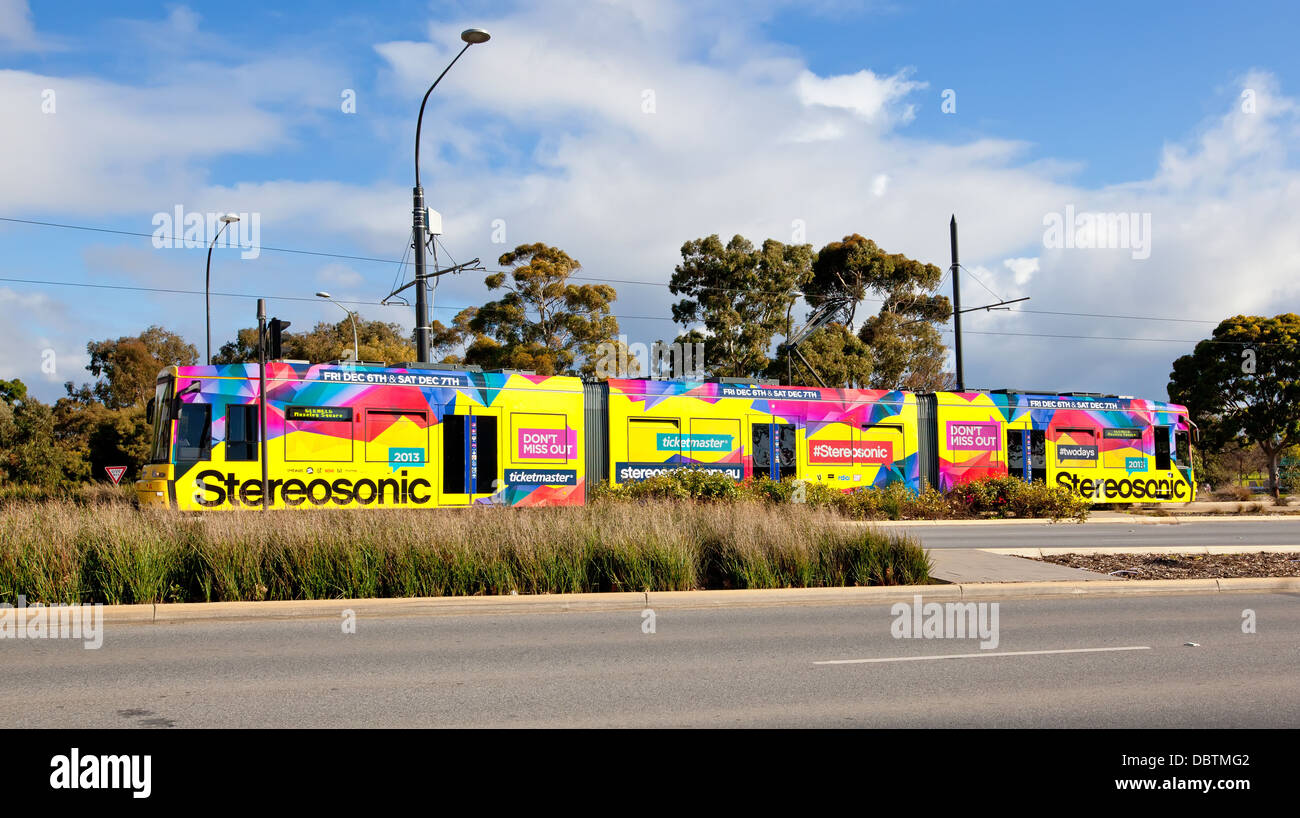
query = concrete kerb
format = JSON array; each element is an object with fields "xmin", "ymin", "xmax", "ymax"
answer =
[
  {"xmin": 984, "ymin": 545, "xmax": 1300, "ymax": 557},
  {"xmin": 99, "ymin": 577, "xmax": 1300, "ymax": 626},
  {"xmin": 861, "ymin": 514, "xmax": 1300, "ymax": 527}
]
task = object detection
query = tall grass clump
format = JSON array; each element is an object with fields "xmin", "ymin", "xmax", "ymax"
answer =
[{"xmin": 0, "ymin": 500, "xmax": 930, "ymax": 604}]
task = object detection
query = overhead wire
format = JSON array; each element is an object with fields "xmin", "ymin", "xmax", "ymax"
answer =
[{"xmin": 0, "ymin": 214, "xmax": 1247, "ymax": 332}]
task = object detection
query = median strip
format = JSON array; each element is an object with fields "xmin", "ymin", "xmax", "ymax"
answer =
[{"xmin": 78, "ymin": 576, "xmax": 1300, "ymax": 626}]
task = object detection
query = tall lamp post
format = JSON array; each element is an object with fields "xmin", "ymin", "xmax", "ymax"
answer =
[
  {"xmin": 316, "ymin": 291, "xmax": 359, "ymax": 362},
  {"xmin": 412, "ymin": 27, "xmax": 490, "ymax": 363},
  {"xmin": 206, "ymin": 213, "xmax": 241, "ymax": 365}
]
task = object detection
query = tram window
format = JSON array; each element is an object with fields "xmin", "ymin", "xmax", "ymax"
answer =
[
  {"xmin": 1006, "ymin": 430, "xmax": 1024, "ymax": 474},
  {"xmin": 629, "ymin": 418, "xmax": 680, "ymax": 462},
  {"xmin": 862, "ymin": 423, "xmax": 904, "ymax": 465},
  {"xmin": 751, "ymin": 424, "xmax": 771, "ymax": 471},
  {"xmin": 1175, "ymin": 430, "xmax": 1190, "ymax": 465},
  {"xmin": 475, "ymin": 415, "xmax": 498, "ymax": 494},
  {"xmin": 1154, "ymin": 427, "xmax": 1172, "ymax": 470},
  {"xmin": 1055, "ymin": 428, "xmax": 1096, "ymax": 468},
  {"xmin": 175, "ymin": 404, "xmax": 212, "ymax": 461},
  {"xmin": 1028, "ymin": 430, "xmax": 1046, "ymax": 482},
  {"xmin": 512, "ymin": 412, "xmax": 570, "ymax": 463},
  {"xmin": 150, "ymin": 381, "xmax": 174, "ymax": 463},
  {"xmin": 1102, "ymin": 429, "xmax": 1143, "ymax": 469},
  {"xmin": 365, "ymin": 410, "xmax": 428, "ymax": 463},
  {"xmin": 776, "ymin": 424, "xmax": 797, "ymax": 479},
  {"xmin": 225, "ymin": 405, "xmax": 259, "ymax": 461},
  {"xmin": 284, "ymin": 406, "xmax": 353, "ymax": 462},
  {"xmin": 443, "ymin": 416, "xmax": 468, "ymax": 494},
  {"xmin": 689, "ymin": 418, "xmax": 740, "ymax": 459}
]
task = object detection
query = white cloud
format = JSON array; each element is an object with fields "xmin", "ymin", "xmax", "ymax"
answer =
[
  {"xmin": 0, "ymin": 69, "xmax": 286, "ymax": 215},
  {"xmin": 0, "ymin": 0, "xmax": 43, "ymax": 52},
  {"xmin": 1002, "ymin": 257, "xmax": 1038, "ymax": 287},
  {"xmin": 796, "ymin": 67, "xmax": 926, "ymax": 124},
  {"xmin": 0, "ymin": 287, "xmax": 88, "ymax": 389}
]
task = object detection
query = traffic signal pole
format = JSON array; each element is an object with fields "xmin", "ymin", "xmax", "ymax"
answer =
[{"xmin": 257, "ymin": 299, "xmax": 269, "ymax": 510}]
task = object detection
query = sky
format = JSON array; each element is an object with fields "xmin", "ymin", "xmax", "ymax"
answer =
[{"xmin": 2, "ymin": 0, "xmax": 1299, "ymax": 403}]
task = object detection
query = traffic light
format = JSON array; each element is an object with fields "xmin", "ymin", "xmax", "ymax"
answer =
[{"xmin": 269, "ymin": 318, "xmax": 291, "ymax": 360}]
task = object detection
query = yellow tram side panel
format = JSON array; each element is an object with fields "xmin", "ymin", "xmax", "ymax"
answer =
[
  {"xmin": 933, "ymin": 391, "xmax": 1195, "ymax": 502},
  {"xmin": 606, "ymin": 382, "xmax": 920, "ymax": 490},
  {"xmin": 160, "ymin": 368, "xmax": 585, "ymax": 510}
]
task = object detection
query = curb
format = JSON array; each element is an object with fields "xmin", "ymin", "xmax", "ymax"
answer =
[
  {"xmin": 93, "ymin": 577, "xmax": 1300, "ymax": 626},
  {"xmin": 863, "ymin": 514, "xmax": 1300, "ymax": 527},
  {"xmin": 858, "ymin": 518, "xmax": 1105, "ymax": 527},
  {"xmin": 983, "ymin": 546, "xmax": 1300, "ymax": 557},
  {"xmin": 1121, "ymin": 514, "xmax": 1300, "ymax": 523}
]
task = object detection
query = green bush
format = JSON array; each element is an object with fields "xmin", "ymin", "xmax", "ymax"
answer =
[
  {"xmin": 946, "ymin": 476, "xmax": 1089, "ymax": 522},
  {"xmin": 590, "ymin": 466, "xmax": 742, "ymax": 503},
  {"xmin": 738, "ymin": 477, "xmax": 798, "ymax": 504}
]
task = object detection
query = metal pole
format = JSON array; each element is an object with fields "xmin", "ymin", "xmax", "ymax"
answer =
[
  {"xmin": 323, "ymin": 297, "xmax": 359, "ymax": 361},
  {"xmin": 350, "ymin": 310, "xmax": 358, "ymax": 362},
  {"xmin": 412, "ymin": 185, "xmax": 430, "ymax": 362},
  {"xmin": 950, "ymin": 215, "xmax": 963, "ymax": 391},
  {"xmin": 257, "ymin": 298, "xmax": 269, "ymax": 510},
  {"xmin": 412, "ymin": 40, "xmax": 474, "ymax": 364},
  {"xmin": 204, "ymin": 220, "xmax": 232, "ymax": 366},
  {"xmin": 785, "ymin": 302, "xmax": 792, "ymax": 386}
]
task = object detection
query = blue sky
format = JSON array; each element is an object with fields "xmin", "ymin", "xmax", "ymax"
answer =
[{"xmin": 2, "ymin": 0, "xmax": 1299, "ymax": 402}]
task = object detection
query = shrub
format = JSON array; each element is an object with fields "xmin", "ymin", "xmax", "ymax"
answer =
[
  {"xmin": 591, "ymin": 466, "xmax": 742, "ymax": 503},
  {"xmin": 946, "ymin": 476, "xmax": 1088, "ymax": 522},
  {"xmin": 1213, "ymin": 485, "xmax": 1254, "ymax": 502}
]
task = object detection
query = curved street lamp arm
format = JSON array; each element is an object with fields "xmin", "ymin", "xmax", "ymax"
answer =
[
  {"xmin": 414, "ymin": 41, "xmax": 473, "ymax": 188},
  {"xmin": 324, "ymin": 298, "xmax": 360, "ymax": 362},
  {"xmin": 205, "ymin": 219, "xmax": 234, "ymax": 365}
]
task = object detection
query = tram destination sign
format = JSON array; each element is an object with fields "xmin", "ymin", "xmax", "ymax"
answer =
[
  {"xmin": 320, "ymin": 370, "xmax": 470, "ymax": 387},
  {"xmin": 1026, "ymin": 397, "xmax": 1121, "ymax": 411}
]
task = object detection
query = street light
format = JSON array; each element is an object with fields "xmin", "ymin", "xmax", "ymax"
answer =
[
  {"xmin": 316, "ymin": 292, "xmax": 359, "ymax": 362},
  {"xmin": 412, "ymin": 28, "xmax": 490, "ymax": 363},
  {"xmin": 206, "ymin": 213, "xmax": 240, "ymax": 365}
]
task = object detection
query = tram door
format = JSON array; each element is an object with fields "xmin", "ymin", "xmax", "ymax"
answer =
[
  {"xmin": 1006, "ymin": 429, "xmax": 1046, "ymax": 483},
  {"xmin": 751, "ymin": 421, "xmax": 797, "ymax": 481},
  {"xmin": 440, "ymin": 410, "xmax": 501, "ymax": 505}
]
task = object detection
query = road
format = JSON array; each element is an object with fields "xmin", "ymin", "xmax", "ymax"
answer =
[
  {"xmin": 896, "ymin": 518, "xmax": 1300, "ymax": 550},
  {"xmin": 4, "ymin": 591, "xmax": 1297, "ymax": 727}
]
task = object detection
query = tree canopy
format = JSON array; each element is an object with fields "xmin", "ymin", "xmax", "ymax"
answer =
[
  {"xmin": 670, "ymin": 234, "xmax": 812, "ymax": 379},
  {"xmin": 215, "ymin": 320, "xmax": 417, "ymax": 366},
  {"xmin": 81, "ymin": 325, "xmax": 197, "ymax": 409},
  {"xmin": 1169, "ymin": 313, "xmax": 1300, "ymax": 495},
  {"xmin": 440, "ymin": 243, "xmax": 623, "ymax": 377}
]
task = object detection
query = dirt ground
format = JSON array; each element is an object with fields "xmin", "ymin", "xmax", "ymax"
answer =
[{"xmin": 1035, "ymin": 552, "xmax": 1300, "ymax": 579}]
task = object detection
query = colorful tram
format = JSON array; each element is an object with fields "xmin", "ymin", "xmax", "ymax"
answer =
[{"xmin": 135, "ymin": 362, "xmax": 1197, "ymax": 509}]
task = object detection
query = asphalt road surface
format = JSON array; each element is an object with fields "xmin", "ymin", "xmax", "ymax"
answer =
[
  {"xmin": 897, "ymin": 519, "xmax": 1300, "ymax": 550},
  {"xmin": 4, "ymin": 591, "xmax": 1297, "ymax": 727}
]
